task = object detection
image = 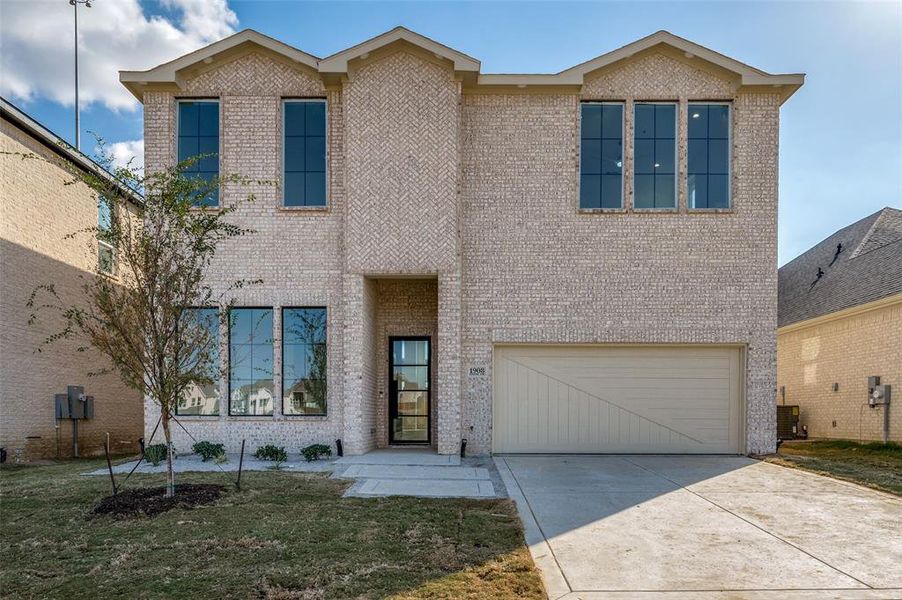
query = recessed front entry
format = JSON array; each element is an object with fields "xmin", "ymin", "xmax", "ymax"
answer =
[{"xmin": 389, "ymin": 337, "xmax": 431, "ymax": 444}]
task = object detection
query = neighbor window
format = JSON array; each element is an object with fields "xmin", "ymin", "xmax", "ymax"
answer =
[
  {"xmin": 177, "ymin": 307, "xmax": 220, "ymax": 416},
  {"xmin": 229, "ymin": 308, "xmax": 274, "ymax": 416},
  {"xmin": 97, "ymin": 195, "xmax": 116, "ymax": 275},
  {"xmin": 580, "ymin": 103, "xmax": 623, "ymax": 209},
  {"xmin": 283, "ymin": 100, "xmax": 327, "ymax": 207},
  {"xmin": 688, "ymin": 104, "xmax": 730, "ymax": 209},
  {"xmin": 282, "ymin": 307, "xmax": 327, "ymax": 415},
  {"xmin": 634, "ymin": 103, "xmax": 676, "ymax": 209},
  {"xmin": 177, "ymin": 100, "xmax": 219, "ymax": 207}
]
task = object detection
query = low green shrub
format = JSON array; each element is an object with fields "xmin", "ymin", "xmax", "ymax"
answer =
[
  {"xmin": 254, "ymin": 445, "xmax": 288, "ymax": 463},
  {"xmin": 144, "ymin": 443, "xmax": 172, "ymax": 467},
  {"xmin": 301, "ymin": 443, "xmax": 332, "ymax": 462},
  {"xmin": 192, "ymin": 441, "xmax": 225, "ymax": 462}
]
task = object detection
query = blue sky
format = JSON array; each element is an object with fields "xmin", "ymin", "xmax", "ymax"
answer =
[{"xmin": 3, "ymin": 0, "xmax": 899, "ymax": 265}]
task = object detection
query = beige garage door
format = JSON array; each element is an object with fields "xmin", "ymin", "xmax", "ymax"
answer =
[{"xmin": 493, "ymin": 345, "xmax": 743, "ymax": 454}]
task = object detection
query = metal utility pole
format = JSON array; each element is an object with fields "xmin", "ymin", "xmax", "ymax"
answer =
[{"xmin": 70, "ymin": 0, "xmax": 91, "ymax": 150}]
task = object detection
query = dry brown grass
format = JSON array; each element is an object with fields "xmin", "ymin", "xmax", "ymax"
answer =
[
  {"xmin": 0, "ymin": 460, "xmax": 544, "ymax": 599},
  {"xmin": 763, "ymin": 440, "xmax": 902, "ymax": 496}
]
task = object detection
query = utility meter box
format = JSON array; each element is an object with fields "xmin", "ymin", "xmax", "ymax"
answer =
[
  {"xmin": 870, "ymin": 384, "xmax": 891, "ymax": 407},
  {"xmin": 66, "ymin": 385, "xmax": 94, "ymax": 419},
  {"xmin": 55, "ymin": 394, "xmax": 70, "ymax": 419}
]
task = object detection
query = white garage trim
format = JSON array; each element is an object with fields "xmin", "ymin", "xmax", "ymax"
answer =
[{"xmin": 492, "ymin": 344, "xmax": 746, "ymax": 454}]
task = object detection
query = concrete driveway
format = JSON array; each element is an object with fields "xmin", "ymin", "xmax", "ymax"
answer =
[{"xmin": 495, "ymin": 455, "xmax": 902, "ymax": 599}]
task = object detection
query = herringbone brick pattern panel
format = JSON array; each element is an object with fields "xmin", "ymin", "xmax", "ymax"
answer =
[{"xmin": 344, "ymin": 51, "xmax": 460, "ymax": 273}]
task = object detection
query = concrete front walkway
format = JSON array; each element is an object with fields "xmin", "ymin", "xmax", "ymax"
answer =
[
  {"xmin": 496, "ymin": 455, "xmax": 902, "ymax": 600},
  {"xmin": 87, "ymin": 448, "xmax": 502, "ymax": 499},
  {"xmin": 334, "ymin": 449, "xmax": 500, "ymax": 498}
]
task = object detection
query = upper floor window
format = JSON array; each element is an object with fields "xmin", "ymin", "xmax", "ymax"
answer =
[
  {"xmin": 580, "ymin": 103, "xmax": 623, "ymax": 209},
  {"xmin": 688, "ymin": 104, "xmax": 730, "ymax": 209},
  {"xmin": 177, "ymin": 307, "xmax": 220, "ymax": 416},
  {"xmin": 634, "ymin": 103, "xmax": 676, "ymax": 209},
  {"xmin": 283, "ymin": 99, "xmax": 327, "ymax": 207},
  {"xmin": 229, "ymin": 308, "xmax": 274, "ymax": 416},
  {"xmin": 282, "ymin": 307, "xmax": 327, "ymax": 416},
  {"xmin": 97, "ymin": 195, "xmax": 116, "ymax": 275},
  {"xmin": 177, "ymin": 100, "xmax": 219, "ymax": 208}
]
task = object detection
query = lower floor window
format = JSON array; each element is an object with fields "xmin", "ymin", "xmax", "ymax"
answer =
[
  {"xmin": 282, "ymin": 307, "xmax": 327, "ymax": 415},
  {"xmin": 177, "ymin": 307, "xmax": 220, "ymax": 416},
  {"xmin": 229, "ymin": 308, "xmax": 274, "ymax": 416}
]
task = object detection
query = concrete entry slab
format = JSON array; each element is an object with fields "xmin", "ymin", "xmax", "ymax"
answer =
[
  {"xmin": 336, "ymin": 449, "xmax": 502, "ymax": 499},
  {"xmin": 354, "ymin": 479, "xmax": 495, "ymax": 498},
  {"xmin": 334, "ymin": 448, "xmax": 461, "ymax": 466},
  {"xmin": 336, "ymin": 464, "xmax": 489, "ymax": 480},
  {"xmin": 498, "ymin": 455, "xmax": 902, "ymax": 598}
]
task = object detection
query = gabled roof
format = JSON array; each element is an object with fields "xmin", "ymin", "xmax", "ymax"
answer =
[
  {"xmin": 121, "ymin": 27, "xmax": 804, "ymax": 102},
  {"xmin": 318, "ymin": 26, "xmax": 480, "ymax": 74},
  {"xmin": 120, "ymin": 29, "xmax": 320, "ymax": 99},
  {"xmin": 778, "ymin": 207, "xmax": 902, "ymax": 328},
  {"xmin": 1, "ymin": 97, "xmax": 143, "ymax": 206}
]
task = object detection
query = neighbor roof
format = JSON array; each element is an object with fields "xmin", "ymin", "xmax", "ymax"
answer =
[
  {"xmin": 778, "ymin": 207, "xmax": 902, "ymax": 328},
  {"xmin": 120, "ymin": 26, "xmax": 804, "ymax": 102},
  {"xmin": 1, "ymin": 97, "xmax": 143, "ymax": 206}
]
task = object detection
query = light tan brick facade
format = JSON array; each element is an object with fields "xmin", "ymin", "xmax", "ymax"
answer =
[
  {"xmin": 1, "ymin": 111, "xmax": 143, "ymax": 461},
  {"xmin": 131, "ymin": 28, "xmax": 802, "ymax": 456},
  {"xmin": 778, "ymin": 296, "xmax": 901, "ymax": 442}
]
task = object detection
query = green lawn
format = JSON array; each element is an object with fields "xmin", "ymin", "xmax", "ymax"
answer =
[
  {"xmin": 0, "ymin": 460, "xmax": 544, "ymax": 599},
  {"xmin": 765, "ymin": 440, "xmax": 902, "ymax": 496}
]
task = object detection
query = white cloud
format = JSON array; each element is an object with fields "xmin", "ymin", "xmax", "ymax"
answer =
[
  {"xmin": 107, "ymin": 139, "xmax": 145, "ymax": 172},
  {"xmin": 0, "ymin": 0, "xmax": 238, "ymax": 111}
]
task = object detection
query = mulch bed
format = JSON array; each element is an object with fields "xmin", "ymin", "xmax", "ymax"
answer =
[{"xmin": 92, "ymin": 484, "xmax": 224, "ymax": 518}]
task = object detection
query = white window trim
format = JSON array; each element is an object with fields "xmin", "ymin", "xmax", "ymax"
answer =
[
  {"xmin": 175, "ymin": 98, "xmax": 222, "ymax": 208},
  {"xmin": 97, "ymin": 239, "xmax": 117, "ymax": 276},
  {"xmin": 578, "ymin": 101, "xmax": 626, "ymax": 211},
  {"xmin": 633, "ymin": 101, "xmax": 678, "ymax": 210},
  {"xmin": 282, "ymin": 98, "xmax": 329, "ymax": 208},
  {"xmin": 688, "ymin": 101, "xmax": 732, "ymax": 210}
]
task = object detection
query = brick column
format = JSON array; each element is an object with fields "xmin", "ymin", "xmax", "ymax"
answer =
[
  {"xmin": 436, "ymin": 270, "xmax": 462, "ymax": 454},
  {"xmin": 341, "ymin": 274, "xmax": 377, "ymax": 454}
]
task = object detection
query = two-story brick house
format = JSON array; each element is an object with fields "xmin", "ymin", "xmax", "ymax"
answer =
[{"xmin": 121, "ymin": 27, "xmax": 803, "ymax": 456}]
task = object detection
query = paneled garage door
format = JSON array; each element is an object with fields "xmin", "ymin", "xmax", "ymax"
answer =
[{"xmin": 493, "ymin": 345, "xmax": 743, "ymax": 454}]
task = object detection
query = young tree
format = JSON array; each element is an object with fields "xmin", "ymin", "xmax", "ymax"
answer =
[{"xmin": 19, "ymin": 144, "xmax": 262, "ymax": 497}]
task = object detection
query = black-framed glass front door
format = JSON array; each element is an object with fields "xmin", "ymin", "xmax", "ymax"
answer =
[{"xmin": 389, "ymin": 337, "xmax": 430, "ymax": 444}]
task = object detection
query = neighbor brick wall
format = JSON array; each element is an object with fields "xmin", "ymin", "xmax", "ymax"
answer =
[
  {"xmin": 0, "ymin": 120, "xmax": 142, "ymax": 461},
  {"xmin": 777, "ymin": 298, "xmax": 901, "ymax": 442}
]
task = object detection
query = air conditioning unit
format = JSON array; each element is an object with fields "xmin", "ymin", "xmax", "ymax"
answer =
[{"xmin": 776, "ymin": 405, "xmax": 800, "ymax": 440}]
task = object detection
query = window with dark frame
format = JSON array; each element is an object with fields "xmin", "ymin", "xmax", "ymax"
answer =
[
  {"xmin": 282, "ymin": 307, "xmax": 327, "ymax": 416},
  {"xmin": 634, "ymin": 103, "xmax": 676, "ymax": 209},
  {"xmin": 177, "ymin": 100, "xmax": 219, "ymax": 207},
  {"xmin": 228, "ymin": 308, "xmax": 274, "ymax": 416},
  {"xmin": 283, "ymin": 100, "xmax": 327, "ymax": 207},
  {"xmin": 580, "ymin": 103, "xmax": 624, "ymax": 209},
  {"xmin": 177, "ymin": 307, "xmax": 220, "ymax": 416},
  {"xmin": 688, "ymin": 104, "xmax": 730, "ymax": 209}
]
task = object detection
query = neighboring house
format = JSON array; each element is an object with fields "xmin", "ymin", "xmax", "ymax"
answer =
[
  {"xmin": 121, "ymin": 27, "xmax": 804, "ymax": 456},
  {"xmin": 778, "ymin": 207, "xmax": 901, "ymax": 443},
  {"xmin": 0, "ymin": 98, "xmax": 144, "ymax": 461}
]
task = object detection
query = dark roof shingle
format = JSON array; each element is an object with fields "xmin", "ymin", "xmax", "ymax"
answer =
[{"xmin": 778, "ymin": 207, "xmax": 902, "ymax": 327}]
